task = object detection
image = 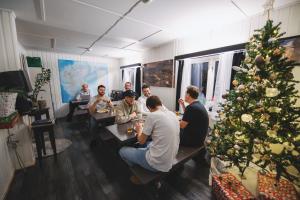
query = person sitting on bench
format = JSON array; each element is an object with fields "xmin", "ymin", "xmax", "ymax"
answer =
[
  {"xmin": 115, "ymin": 90, "xmax": 141, "ymax": 124},
  {"xmin": 67, "ymin": 83, "xmax": 91, "ymax": 121},
  {"xmin": 88, "ymin": 85, "xmax": 113, "ymax": 113},
  {"xmin": 119, "ymin": 81, "xmax": 132, "ymax": 99},
  {"xmin": 138, "ymin": 84, "xmax": 167, "ymax": 115},
  {"xmin": 178, "ymin": 86, "xmax": 209, "ymax": 147},
  {"xmin": 119, "ymin": 95, "xmax": 179, "ymax": 183}
]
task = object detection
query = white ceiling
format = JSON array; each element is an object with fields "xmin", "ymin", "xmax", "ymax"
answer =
[{"xmin": 0, "ymin": 0, "xmax": 299, "ymax": 58}]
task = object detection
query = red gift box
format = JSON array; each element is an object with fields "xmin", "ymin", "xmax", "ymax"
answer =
[
  {"xmin": 212, "ymin": 173, "xmax": 255, "ymax": 200},
  {"xmin": 257, "ymin": 172, "xmax": 298, "ymax": 200}
]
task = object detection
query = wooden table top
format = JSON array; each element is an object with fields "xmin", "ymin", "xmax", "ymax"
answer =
[
  {"xmin": 105, "ymin": 122, "xmax": 137, "ymax": 144},
  {"xmin": 90, "ymin": 111, "xmax": 116, "ymax": 123},
  {"xmin": 71, "ymin": 100, "xmax": 89, "ymax": 105}
]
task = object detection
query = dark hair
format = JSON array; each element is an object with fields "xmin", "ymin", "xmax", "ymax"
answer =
[
  {"xmin": 186, "ymin": 86, "xmax": 199, "ymax": 99},
  {"xmin": 125, "ymin": 82, "xmax": 131, "ymax": 85},
  {"xmin": 142, "ymin": 84, "xmax": 150, "ymax": 90},
  {"xmin": 146, "ymin": 95, "xmax": 162, "ymax": 109},
  {"xmin": 123, "ymin": 90, "xmax": 136, "ymax": 97},
  {"xmin": 98, "ymin": 85, "xmax": 106, "ymax": 90}
]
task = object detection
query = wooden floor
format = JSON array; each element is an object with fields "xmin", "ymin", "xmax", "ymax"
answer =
[{"xmin": 5, "ymin": 118, "xmax": 212, "ymax": 200}]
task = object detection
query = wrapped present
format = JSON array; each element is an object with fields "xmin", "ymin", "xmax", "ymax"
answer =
[
  {"xmin": 257, "ymin": 172, "xmax": 298, "ymax": 200},
  {"xmin": 212, "ymin": 173, "xmax": 255, "ymax": 200}
]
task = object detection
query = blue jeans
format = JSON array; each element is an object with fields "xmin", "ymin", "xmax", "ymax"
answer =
[{"xmin": 119, "ymin": 142, "xmax": 158, "ymax": 172}]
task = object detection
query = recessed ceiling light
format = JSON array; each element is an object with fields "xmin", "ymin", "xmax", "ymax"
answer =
[{"xmin": 142, "ymin": 0, "xmax": 153, "ymax": 3}]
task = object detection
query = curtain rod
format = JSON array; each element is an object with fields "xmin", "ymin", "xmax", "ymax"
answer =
[
  {"xmin": 175, "ymin": 34, "xmax": 300, "ymax": 61},
  {"xmin": 190, "ymin": 49, "xmax": 245, "ymax": 60},
  {"xmin": 120, "ymin": 63, "xmax": 141, "ymax": 69},
  {"xmin": 175, "ymin": 43, "xmax": 246, "ymax": 60}
]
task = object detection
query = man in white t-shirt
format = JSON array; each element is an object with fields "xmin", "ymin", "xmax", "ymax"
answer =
[
  {"xmin": 119, "ymin": 95, "xmax": 180, "ymax": 183},
  {"xmin": 138, "ymin": 84, "xmax": 168, "ymax": 115},
  {"xmin": 137, "ymin": 84, "xmax": 151, "ymax": 114}
]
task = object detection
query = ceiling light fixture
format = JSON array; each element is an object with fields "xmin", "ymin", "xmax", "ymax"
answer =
[
  {"xmin": 81, "ymin": 0, "xmax": 149, "ymax": 55},
  {"xmin": 39, "ymin": 0, "xmax": 46, "ymax": 21},
  {"xmin": 50, "ymin": 38, "xmax": 56, "ymax": 49},
  {"xmin": 142, "ymin": 0, "xmax": 153, "ymax": 4},
  {"xmin": 231, "ymin": 0, "xmax": 248, "ymax": 17}
]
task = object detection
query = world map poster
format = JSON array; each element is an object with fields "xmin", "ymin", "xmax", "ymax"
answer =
[{"xmin": 58, "ymin": 59, "xmax": 108, "ymax": 103}]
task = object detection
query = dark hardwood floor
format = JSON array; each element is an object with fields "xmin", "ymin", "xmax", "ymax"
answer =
[{"xmin": 5, "ymin": 117, "xmax": 212, "ymax": 200}]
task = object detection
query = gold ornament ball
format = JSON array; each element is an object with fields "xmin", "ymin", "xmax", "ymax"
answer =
[
  {"xmin": 267, "ymin": 130, "xmax": 277, "ymax": 138},
  {"xmin": 234, "ymin": 144, "xmax": 240, "ymax": 150},
  {"xmin": 255, "ymin": 55, "xmax": 265, "ymax": 66},
  {"xmin": 265, "ymin": 88, "xmax": 279, "ymax": 97},
  {"xmin": 237, "ymin": 84, "xmax": 245, "ymax": 91},
  {"xmin": 241, "ymin": 114, "xmax": 253, "ymax": 123},
  {"xmin": 274, "ymin": 49, "xmax": 281, "ymax": 56},
  {"xmin": 237, "ymin": 97, "xmax": 243, "ymax": 102},
  {"xmin": 254, "ymin": 76, "xmax": 261, "ymax": 81},
  {"xmin": 269, "ymin": 73, "xmax": 277, "ymax": 80},
  {"xmin": 232, "ymin": 80, "xmax": 239, "ymax": 87}
]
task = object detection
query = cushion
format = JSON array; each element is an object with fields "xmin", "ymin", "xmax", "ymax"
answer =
[{"xmin": 0, "ymin": 92, "xmax": 18, "ymax": 117}]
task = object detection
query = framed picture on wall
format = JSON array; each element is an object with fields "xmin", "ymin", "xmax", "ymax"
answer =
[{"xmin": 143, "ymin": 59, "xmax": 174, "ymax": 88}]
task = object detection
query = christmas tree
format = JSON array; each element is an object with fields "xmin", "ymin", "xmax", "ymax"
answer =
[{"xmin": 209, "ymin": 20, "xmax": 300, "ymax": 186}]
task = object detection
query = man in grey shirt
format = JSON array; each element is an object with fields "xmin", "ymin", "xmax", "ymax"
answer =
[
  {"xmin": 67, "ymin": 83, "xmax": 90, "ymax": 121},
  {"xmin": 119, "ymin": 96, "xmax": 179, "ymax": 184}
]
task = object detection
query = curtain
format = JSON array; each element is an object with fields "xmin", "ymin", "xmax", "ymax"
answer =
[
  {"xmin": 121, "ymin": 67, "xmax": 137, "ymax": 91},
  {"xmin": 175, "ymin": 60, "xmax": 184, "ymax": 111},
  {"xmin": 191, "ymin": 63, "xmax": 204, "ymax": 88},
  {"xmin": 135, "ymin": 67, "xmax": 141, "ymax": 98},
  {"xmin": 176, "ymin": 59, "xmax": 191, "ymax": 113},
  {"xmin": 230, "ymin": 52, "xmax": 245, "ymax": 90},
  {"xmin": 213, "ymin": 51, "xmax": 234, "ymax": 110}
]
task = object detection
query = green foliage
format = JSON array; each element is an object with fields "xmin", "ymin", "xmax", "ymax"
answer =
[
  {"xmin": 209, "ymin": 20, "xmax": 300, "ymax": 185},
  {"xmin": 30, "ymin": 67, "xmax": 51, "ymax": 102}
]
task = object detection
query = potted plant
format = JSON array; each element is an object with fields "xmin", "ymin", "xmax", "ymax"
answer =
[{"xmin": 30, "ymin": 67, "xmax": 51, "ymax": 109}]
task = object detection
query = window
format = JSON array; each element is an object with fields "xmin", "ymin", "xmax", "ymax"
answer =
[{"xmin": 190, "ymin": 56, "xmax": 219, "ymax": 105}]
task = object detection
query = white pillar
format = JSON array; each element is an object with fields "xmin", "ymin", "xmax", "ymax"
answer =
[{"xmin": 0, "ymin": 8, "xmax": 21, "ymax": 72}]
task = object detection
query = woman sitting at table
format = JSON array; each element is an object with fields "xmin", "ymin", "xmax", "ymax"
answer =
[
  {"xmin": 119, "ymin": 96, "xmax": 179, "ymax": 184},
  {"xmin": 88, "ymin": 85, "xmax": 113, "ymax": 113}
]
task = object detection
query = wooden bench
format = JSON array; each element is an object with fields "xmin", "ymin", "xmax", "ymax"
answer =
[{"xmin": 130, "ymin": 145, "xmax": 205, "ymax": 185}]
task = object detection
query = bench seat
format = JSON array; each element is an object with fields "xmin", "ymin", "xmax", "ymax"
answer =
[{"xmin": 130, "ymin": 145, "xmax": 205, "ymax": 185}]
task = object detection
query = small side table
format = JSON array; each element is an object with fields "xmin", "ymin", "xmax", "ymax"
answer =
[
  {"xmin": 29, "ymin": 107, "xmax": 50, "ymax": 121},
  {"xmin": 31, "ymin": 119, "xmax": 57, "ymax": 166}
]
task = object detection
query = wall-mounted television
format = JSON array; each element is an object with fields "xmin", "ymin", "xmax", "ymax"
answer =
[{"xmin": 0, "ymin": 70, "xmax": 33, "ymax": 92}]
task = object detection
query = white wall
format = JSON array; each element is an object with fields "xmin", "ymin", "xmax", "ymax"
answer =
[
  {"xmin": 121, "ymin": 3, "xmax": 300, "ymax": 111},
  {"xmin": 176, "ymin": 3, "xmax": 300, "ymax": 56},
  {"xmin": 122, "ymin": 42, "xmax": 177, "ymax": 111},
  {"xmin": 0, "ymin": 130, "xmax": 14, "ymax": 200},
  {"xmin": 25, "ymin": 49, "xmax": 120, "ymax": 118}
]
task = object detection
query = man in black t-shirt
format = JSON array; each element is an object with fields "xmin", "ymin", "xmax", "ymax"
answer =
[{"xmin": 178, "ymin": 86, "xmax": 209, "ymax": 147}]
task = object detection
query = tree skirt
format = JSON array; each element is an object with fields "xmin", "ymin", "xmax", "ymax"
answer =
[{"xmin": 33, "ymin": 138, "xmax": 72, "ymax": 158}]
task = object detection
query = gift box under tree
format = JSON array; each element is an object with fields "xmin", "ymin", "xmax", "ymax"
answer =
[
  {"xmin": 212, "ymin": 173, "xmax": 255, "ymax": 200},
  {"xmin": 257, "ymin": 172, "xmax": 298, "ymax": 200}
]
